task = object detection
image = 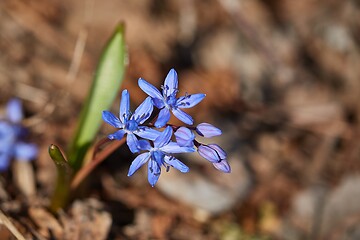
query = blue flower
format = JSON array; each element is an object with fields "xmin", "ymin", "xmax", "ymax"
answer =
[
  {"xmin": 102, "ymin": 90, "xmax": 160, "ymax": 153},
  {"xmin": 197, "ymin": 143, "xmax": 231, "ymax": 173},
  {"xmin": 128, "ymin": 126, "xmax": 194, "ymax": 186},
  {"xmin": 138, "ymin": 69, "xmax": 206, "ymax": 127},
  {"xmin": 0, "ymin": 99, "xmax": 38, "ymax": 171}
]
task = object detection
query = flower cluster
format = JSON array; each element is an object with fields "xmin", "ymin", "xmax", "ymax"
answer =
[
  {"xmin": 0, "ymin": 99, "xmax": 38, "ymax": 171},
  {"xmin": 102, "ymin": 69, "xmax": 230, "ymax": 186}
]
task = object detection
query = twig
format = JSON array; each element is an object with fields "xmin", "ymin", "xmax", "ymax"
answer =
[
  {"xmin": 66, "ymin": 29, "xmax": 88, "ymax": 85},
  {"xmin": 0, "ymin": 209, "xmax": 26, "ymax": 240}
]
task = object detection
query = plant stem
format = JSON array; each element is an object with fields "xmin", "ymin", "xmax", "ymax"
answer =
[
  {"xmin": 70, "ymin": 138, "xmax": 126, "ymax": 190},
  {"xmin": 48, "ymin": 144, "xmax": 73, "ymax": 213}
]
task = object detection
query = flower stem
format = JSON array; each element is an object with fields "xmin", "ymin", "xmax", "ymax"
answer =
[{"xmin": 70, "ymin": 138, "xmax": 126, "ymax": 190}]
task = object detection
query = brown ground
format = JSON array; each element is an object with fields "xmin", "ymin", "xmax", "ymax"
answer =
[{"xmin": 1, "ymin": 0, "xmax": 360, "ymax": 239}]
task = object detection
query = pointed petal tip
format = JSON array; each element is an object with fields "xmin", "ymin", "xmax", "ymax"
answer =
[
  {"xmin": 168, "ymin": 68, "xmax": 178, "ymax": 76},
  {"xmin": 154, "ymin": 122, "xmax": 164, "ymax": 128},
  {"xmin": 182, "ymin": 168, "xmax": 190, "ymax": 173},
  {"xmin": 164, "ymin": 69, "xmax": 178, "ymax": 96}
]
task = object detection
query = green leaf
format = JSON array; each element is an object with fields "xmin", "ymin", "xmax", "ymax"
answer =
[{"xmin": 67, "ymin": 23, "xmax": 127, "ymax": 170}]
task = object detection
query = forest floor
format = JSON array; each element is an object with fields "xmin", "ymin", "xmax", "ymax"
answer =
[{"xmin": 1, "ymin": 0, "xmax": 360, "ymax": 239}]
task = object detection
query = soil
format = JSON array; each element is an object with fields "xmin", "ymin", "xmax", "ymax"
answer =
[{"xmin": 1, "ymin": 0, "xmax": 360, "ymax": 239}]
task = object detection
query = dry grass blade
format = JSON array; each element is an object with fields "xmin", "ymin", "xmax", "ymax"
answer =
[{"xmin": 0, "ymin": 209, "xmax": 26, "ymax": 240}]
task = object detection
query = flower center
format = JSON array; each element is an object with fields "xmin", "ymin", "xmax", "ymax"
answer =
[
  {"xmin": 125, "ymin": 119, "xmax": 138, "ymax": 131},
  {"xmin": 151, "ymin": 150, "xmax": 164, "ymax": 165},
  {"xmin": 166, "ymin": 94, "xmax": 177, "ymax": 109}
]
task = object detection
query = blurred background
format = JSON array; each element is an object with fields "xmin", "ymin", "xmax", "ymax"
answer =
[{"xmin": 1, "ymin": 0, "xmax": 360, "ymax": 239}]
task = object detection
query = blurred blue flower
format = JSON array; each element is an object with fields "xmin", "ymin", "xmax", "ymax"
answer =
[
  {"xmin": 128, "ymin": 126, "xmax": 194, "ymax": 186},
  {"xmin": 197, "ymin": 143, "xmax": 231, "ymax": 173},
  {"xmin": 138, "ymin": 69, "xmax": 206, "ymax": 127},
  {"xmin": 0, "ymin": 99, "xmax": 38, "ymax": 171},
  {"xmin": 102, "ymin": 90, "xmax": 159, "ymax": 153}
]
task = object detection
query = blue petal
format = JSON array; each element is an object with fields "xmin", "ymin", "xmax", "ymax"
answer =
[
  {"xmin": 137, "ymin": 140, "xmax": 152, "ymax": 151},
  {"xmin": 152, "ymin": 98, "xmax": 165, "ymax": 109},
  {"xmin": 176, "ymin": 93, "xmax": 205, "ymax": 109},
  {"xmin": 6, "ymin": 98, "xmax": 23, "ymax": 123},
  {"xmin": 108, "ymin": 129, "xmax": 126, "ymax": 140},
  {"xmin": 154, "ymin": 108, "xmax": 170, "ymax": 128},
  {"xmin": 127, "ymin": 152, "xmax": 150, "ymax": 176},
  {"xmin": 135, "ymin": 127, "xmax": 160, "ymax": 140},
  {"xmin": 138, "ymin": 78, "xmax": 163, "ymax": 100},
  {"xmin": 0, "ymin": 122, "xmax": 16, "ymax": 145},
  {"xmin": 14, "ymin": 142, "xmax": 38, "ymax": 161},
  {"xmin": 154, "ymin": 126, "xmax": 172, "ymax": 148},
  {"xmin": 102, "ymin": 111, "xmax": 123, "ymax": 128},
  {"xmin": 161, "ymin": 142, "xmax": 195, "ymax": 153},
  {"xmin": 172, "ymin": 108, "xmax": 193, "ymax": 125},
  {"xmin": 0, "ymin": 152, "xmax": 11, "ymax": 171},
  {"xmin": 164, "ymin": 156, "xmax": 189, "ymax": 173},
  {"xmin": 163, "ymin": 69, "xmax": 178, "ymax": 97},
  {"xmin": 213, "ymin": 159, "xmax": 231, "ymax": 173},
  {"xmin": 119, "ymin": 90, "xmax": 130, "ymax": 122},
  {"xmin": 196, "ymin": 123, "xmax": 222, "ymax": 137},
  {"xmin": 132, "ymin": 97, "xmax": 153, "ymax": 124},
  {"xmin": 148, "ymin": 160, "xmax": 161, "ymax": 187},
  {"xmin": 126, "ymin": 133, "xmax": 140, "ymax": 153},
  {"xmin": 174, "ymin": 127, "xmax": 195, "ymax": 147}
]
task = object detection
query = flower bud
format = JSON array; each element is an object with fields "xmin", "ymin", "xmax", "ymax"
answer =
[
  {"xmin": 197, "ymin": 144, "xmax": 226, "ymax": 163},
  {"xmin": 196, "ymin": 123, "xmax": 222, "ymax": 138},
  {"xmin": 174, "ymin": 127, "xmax": 195, "ymax": 147},
  {"xmin": 213, "ymin": 159, "xmax": 231, "ymax": 173}
]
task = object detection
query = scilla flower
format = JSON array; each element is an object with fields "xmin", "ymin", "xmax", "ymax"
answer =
[
  {"xmin": 128, "ymin": 126, "xmax": 194, "ymax": 186},
  {"xmin": 102, "ymin": 90, "xmax": 160, "ymax": 153},
  {"xmin": 0, "ymin": 99, "xmax": 38, "ymax": 171},
  {"xmin": 138, "ymin": 69, "xmax": 206, "ymax": 127}
]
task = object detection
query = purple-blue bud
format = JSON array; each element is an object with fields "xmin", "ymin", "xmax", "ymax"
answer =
[
  {"xmin": 213, "ymin": 159, "xmax": 231, "ymax": 173},
  {"xmin": 196, "ymin": 123, "xmax": 222, "ymax": 138},
  {"xmin": 197, "ymin": 144, "xmax": 226, "ymax": 163},
  {"xmin": 174, "ymin": 127, "xmax": 195, "ymax": 147}
]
